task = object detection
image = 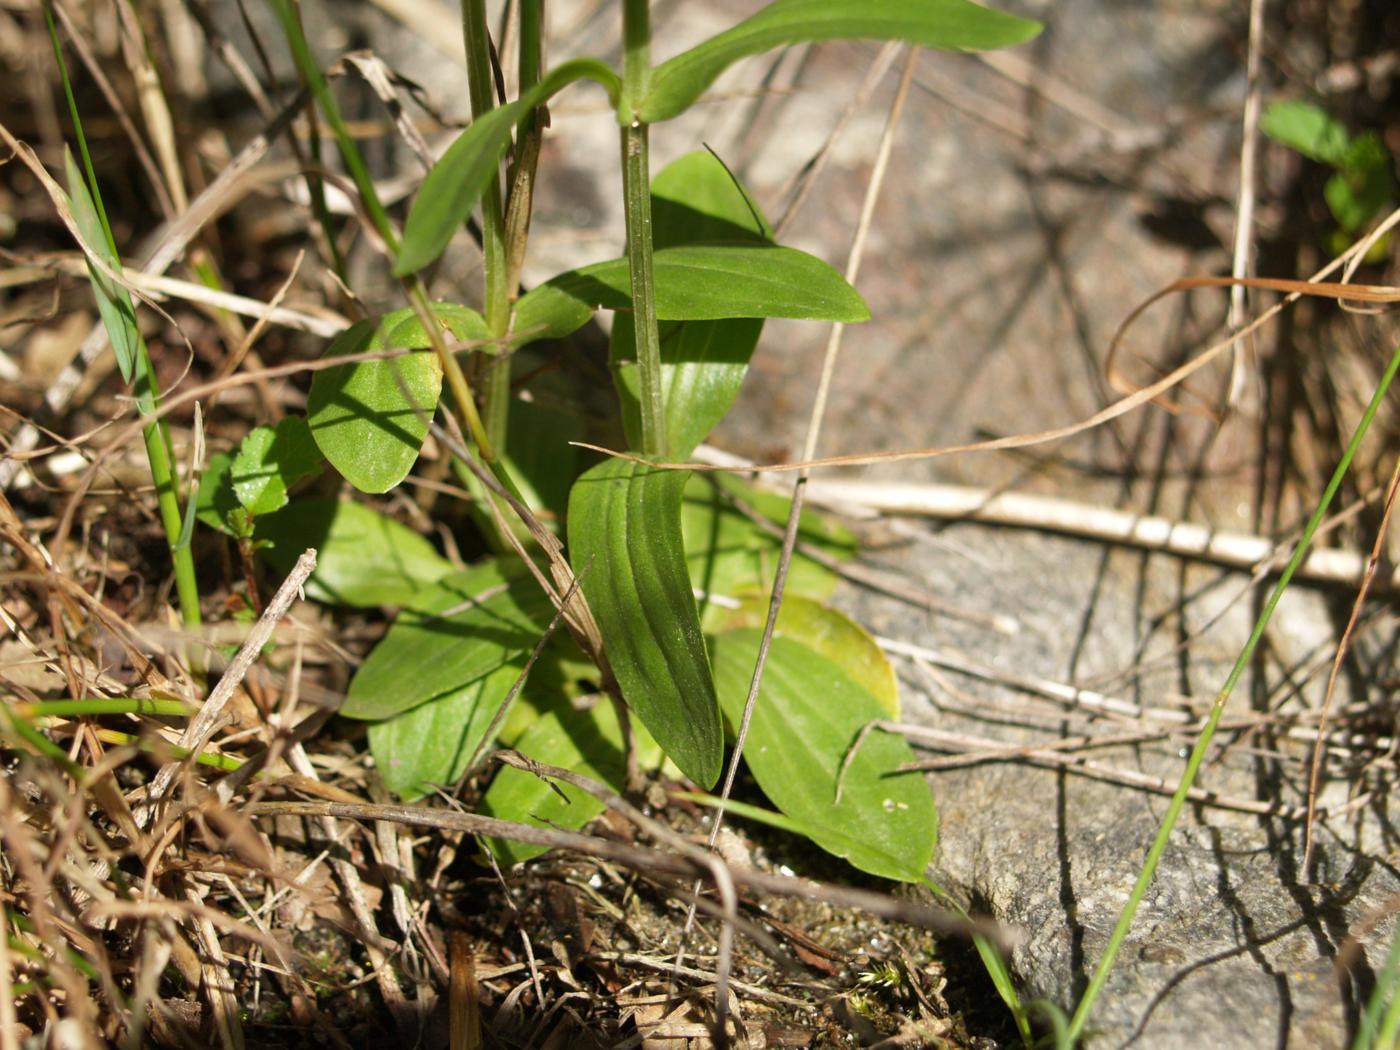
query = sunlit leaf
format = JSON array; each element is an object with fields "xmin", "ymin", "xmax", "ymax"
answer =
[
  {"xmin": 196, "ymin": 453, "xmax": 252, "ymax": 539},
  {"xmin": 640, "ymin": 0, "xmax": 1041, "ymax": 123},
  {"xmin": 613, "ymin": 150, "xmax": 769, "ymax": 458},
  {"xmin": 62, "ymin": 149, "xmax": 139, "ymax": 383},
  {"xmin": 1260, "ymin": 100, "xmax": 1351, "ymax": 168},
  {"xmin": 522, "ymin": 243, "xmax": 869, "ymax": 323},
  {"xmin": 711, "ymin": 631, "xmax": 936, "ymax": 880},
  {"xmin": 682, "ymin": 474, "xmax": 856, "ymax": 619},
  {"xmin": 342, "ymin": 559, "xmax": 553, "ymax": 720},
  {"xmin": 230, "ymin": 416, "xmax": 322, "ymax": 516},
  {"xmin": 396, "ymin": 59, "xmax": 622, "ymax": 276},
  {"xmin": 256, "ymin": 499, "xmax": 452, "ymax": 607},
  {"xmin": 308, "ymin": 304, "xmax": 488, "ymax": 494},
  {"xmin": 709, "ymin": 593, "xmax": 899, "ymax": 717},
  {"xmin": 567, "ymin": 458, "xmax": 722, "ymax": 788},
  {"xmin": 684, "ymin": 793, "xmax": 922, "ymax": 882}
]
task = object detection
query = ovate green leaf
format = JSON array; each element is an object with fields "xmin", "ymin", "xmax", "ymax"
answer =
[
  {"xmin": 683, "ymin": 474, "xmax": 856, "ymax": 617},
  {"xmin": 711, "ymin": 631, "xmax": 936, "ymax": 881},
  {"xmin": 1260, "ymin": 100, "xmax": 1351, "ymax": 168},
  {"xmin": 522, "ymin": 243, "xmax": 869, "ymax": 324},
  {"xmin": 613, "ymin": 150, "xmax": 770, "ymax": 458},
  {"xmin": 567, "ymin": 458, "xmax": 722, "ymax": 788},
  {"xmin": 195, "ymin": 453, "xmax": 252, "ymax": 539},
  {"xmin": 684, "ymin": 793, "xmax": 922, "ymax": 883},
  {"xmin": 343, "ymin": 559, "xmax": 553, "ymax": 720},
  {"xmin": 641, "ymin": 0, "xmax": 1042, "ymax": 123},
  {"xmin": 396, "ymin": 59, "xmax": 622, "ymax": 276},
  {"xmin": 480, "ymin": 697, "xmax": 660, "ymax": 865},
  {"xmin": 230, "ymin": 416, "xmax": 322, "ymax": 516},
  {"xmin": 368, "ymin": 660, "xmax": 524, "ymax": 800},
  {"xmin": 710, "ymin": 593, "xmax": 899, "ymax": 717},
  {"xmin": 308, "ymin": 304, "xmax": 488, "ymax": 494},
  {"xmin": 255, "ymin": 499, "xmax": 452, "ymax": 607}
]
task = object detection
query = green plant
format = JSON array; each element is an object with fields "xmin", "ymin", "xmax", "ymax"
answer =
[
  {"xmin": 1261, "ymin": 99, "xmax": 1398, "ymax": 261},
  {"xmin": 187, "ymin": 0, "xmax": 1041, "ymax": 1023},
  {"xmin": 44, "ymin": 7, "xmax": 202, "ymax": 632}
]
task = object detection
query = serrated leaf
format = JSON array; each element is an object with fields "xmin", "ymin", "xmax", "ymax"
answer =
[
  {"xmin": 710, "ymin": 593, "xmax": 899, "ymax": 717},
  {"xmin": 308, "ymin": 304, "xmax": 488, "ymax": 494},
  {"xmin": 567, "ymin": 458, "xmax": 722, "ymax": 788},
  {"xmin": 711, "ymin": 631, "xmax": 936, "ymax": 881},
  {"xmin": 480, "ymin": 697, "xmax": 661, "ymax": 865},
  {"xmin": 613, "ymin": 151, "xmax": 769, "ymax": 458},
  {"xmin": 195, "ymin": 453, "xmax": 252, "ymax": 539},
  {"xmin": 368, "ymin": 659, "xmax": 524, "ymax": 800},
  {"xmin": 63, "ymin": 149, "xmax": 139, "ymax": 384},
  {"xmin": 342, "ymin": 560, "xmax": 553, "ymax": 720},
  {"xmin": 683, "ymin": 474, "xmax": 856, "ymax": 618},
  {"xmin": 397, "ymin": 59, "xmax": 622, "ymax": 276},
  {"xmin": 230, "ymin": 416, "xmax": 322, "ymax": 516},
  {"xmin": 521, "ymin": 243, "xmax": 869, "ymax": 323},
  {"xmin": 640, "ymin": 0, "xmax": 1042, "ymax": 123},
  {"xmin": 1261, "ymin": 100, "xmax": 1351, "ymax": 168},
  {"xmin": 255, "ymin": 499, "xmax": 452, "ymax": 607}
]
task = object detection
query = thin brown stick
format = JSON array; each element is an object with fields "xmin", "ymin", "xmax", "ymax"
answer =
[{"xmin": 141, "ymin": 549, "xmax": 316, "ymax": 822}]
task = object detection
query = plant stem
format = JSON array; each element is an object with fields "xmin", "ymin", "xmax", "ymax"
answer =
[
  {"xmin": 462, "ymin": 0, "xmax": 512, "ymax": 456},
  {"xmin": 1066, "ymin": 340, "xmax": 1400, "ymax": 1044},
  {"xmin": 503, "ymin": 0, "xmax": 544, "ymax": 296},
  {"xmin": 130, "ymin": 345, "xmax": 202, "ymax": 628},
  {"xmin": 47, "ymin": 6, "xmax": 201, "ymax": 631},
  {"xmin": 620, "ymin": 0, "xmax": 665, "ymax": 457}
]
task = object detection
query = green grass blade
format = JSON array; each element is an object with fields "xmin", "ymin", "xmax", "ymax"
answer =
[{"xmin": 1067, "ymin": 341, "xmax": 1400, "ymax": 1043}]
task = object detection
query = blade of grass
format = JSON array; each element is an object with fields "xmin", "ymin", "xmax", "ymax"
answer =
[
  {"xmin": 45, "ymin": 4, "xmax": 202, "ymax": 632},
  {"xmin": 1066, "ymin": 340, "xmax": 1400, "ymax": 1043}
]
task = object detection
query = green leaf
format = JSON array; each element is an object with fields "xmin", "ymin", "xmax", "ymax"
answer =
[
  {"xmin": 307, "ymin": 304, "xmax": 488, "ymax": 494},
  {"xmin": 480, "ymin": 697, "xmax": 660, "ymax": 865},
  {"xmin": 396, "ymin": 59, "xmax": 622, "ymax": 276},
  {"xmin": 709, "ymin": 593, "xmax": 899, "ymax": 717},
  {"xmin": 196, "ymin": 453, "xmax": 252, "ymax": 539},
  {"xmin": 255, "ymin": 498, "xmax": 452, "ymax": 607},
  {"xmin": 502, "ymin": 394, "xmax": 584, "ymax": 528},
  {"xmin": 650, "ymin": 151, "xmax": 773, "ymax": 246},
  {"xmin": 613, "ymin": 150, "xmax": 770, "ymax": 458},
  {"xmin": 368, "ymin": 659, "xmax": 524, "ymax": 800},
  {"xmin": 710, "ymin": 631, "xmax": 937, "ymax": 881},
  {"xmin": 342, "ymin": 560, "xmax": 553, "ymax": 720},
  {"xmin": 1260, "ymin": 100, "xmax": 1351, "ymax": 168},
  {"xmin": 63, "ymin": 148, "xmax": 139, "ymax": 384},
  {"xmin": 684, "ymin": 793, "xmax": 923, "ymax": 882},
  {"xmin": 682, "ymin": 474, "xmax": 856, "ymax": 618},
  {"xmin": 521, "ymin": 243, "xmax": 870, "ymax": 323},
  {"xmin": 1324, "ymin": 134, "xmax": 1396, "ymax": 233},
  {"xmin": 509, "ymin": 283, "xmax": 595, "ymax": 347},
  {"xmin": 567, "ymin": 458, "xmax": 723, "ymax": 788},
  {"xmin": 640, "ymin": 0, "xmax": 1042, "ymax": 123},
  {"xmin": 230, "ymin": 417, "xmax": 322, "ymax": 516}
]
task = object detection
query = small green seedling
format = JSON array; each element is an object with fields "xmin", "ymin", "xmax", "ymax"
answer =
[{"xmin": 1261, "ymin": 99, "xmax": 1398, "ymax": 261}]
